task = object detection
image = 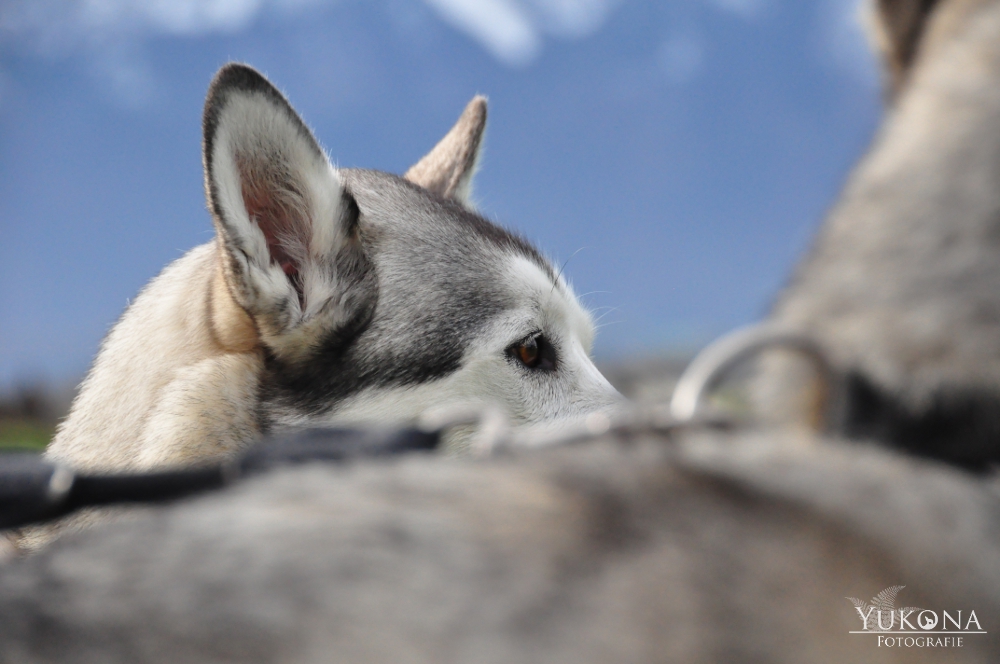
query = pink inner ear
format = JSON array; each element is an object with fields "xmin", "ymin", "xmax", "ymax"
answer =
[
  {"xmin": 240, "ymin": 174, "xmax": 303, "ymax": 279},
  {"xmin": 239, "ymin": 168, "xmax": 308, "ymax": 306}
]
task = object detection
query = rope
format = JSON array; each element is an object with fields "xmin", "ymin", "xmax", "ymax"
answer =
[{"xmin": 0, "ymin": 426, "xmax": 440, "ymax": 531}]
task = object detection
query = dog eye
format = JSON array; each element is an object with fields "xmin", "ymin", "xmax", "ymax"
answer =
[
  {"xmin": 508, "ymin": 334, "xmax": 556, "ymax": 371},
  {"xmin": 517, "ymin": 337, "xmax": 540, "ymax": 367}
]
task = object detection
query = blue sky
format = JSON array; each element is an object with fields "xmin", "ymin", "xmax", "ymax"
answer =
[{"xmin": 0, "ymin": 0, "xmax": 882, "ymax": 390}]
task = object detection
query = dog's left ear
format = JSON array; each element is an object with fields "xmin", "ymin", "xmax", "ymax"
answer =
[
  {"xmin": 203, "ymin": 63, "xmax": 374, "ymax": 360},
  {"xmin": 405, "ymin": 96, "xmax": 487, "ymax": 208}
]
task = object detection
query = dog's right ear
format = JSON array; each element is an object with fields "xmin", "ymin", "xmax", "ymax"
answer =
[
  {"xmin": 405, "ymin": 96, "xmax": 487, "ymax": 208},
  {"xmin": 203, "ymin": 63, "xmax": 373, "ymax": 360}
]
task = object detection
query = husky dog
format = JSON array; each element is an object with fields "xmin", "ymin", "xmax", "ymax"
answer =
[
  {"xmin": 761, "ymin": 0, "xmax": 1000, "ymax": 469},
  {"xmin": 43, "ymin": 63, "xmax": 620, "ymax": 476}
]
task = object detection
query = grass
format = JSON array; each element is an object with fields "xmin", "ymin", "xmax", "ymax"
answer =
[{"xmin": 0, "ymin": 419, "xmax": 54, "ymax": 453}]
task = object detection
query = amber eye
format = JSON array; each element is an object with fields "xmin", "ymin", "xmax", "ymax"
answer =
[
  {"xmin": 516, "ymin": 337, "xmax": 541, "ymax": 368},
  {"xmin": 508, "ymin": 334, "xmax": 556, "ymax": 371}
]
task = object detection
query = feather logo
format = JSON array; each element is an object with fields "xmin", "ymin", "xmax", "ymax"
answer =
[
  {"xmin": 846, "ymin": 586, "xmax": 922, "ymax": 631},
  {"xmin": 846, "ymin": 586, "xmax": 987, "ymax": 646}
]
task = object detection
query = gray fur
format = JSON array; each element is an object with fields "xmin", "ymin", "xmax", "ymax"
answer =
[
  {"xmin": 1, "ymin": 430, "xmax": 997, "ymax": 663},
  {"xmin": 259, "ymin": 170, "xmax": 554, "ymax": 416},
  {"xmin": 762, "ymin": 0, "xmax": 1000, "ymax": 468}
]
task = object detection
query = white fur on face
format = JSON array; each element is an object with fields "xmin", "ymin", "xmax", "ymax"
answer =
[{"xmin": 277, "ymin": 253, "xmax": 623, "ymax": 447}]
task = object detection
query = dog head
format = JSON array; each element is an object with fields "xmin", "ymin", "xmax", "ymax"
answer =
[{"xmin": 202, "ymin": 64, "xmax": 622, "ymax": 443}]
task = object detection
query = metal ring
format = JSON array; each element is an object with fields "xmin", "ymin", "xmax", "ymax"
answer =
[{"xmin": 669, "ymin": 323, "xmax": 835, "ymax": 425}]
